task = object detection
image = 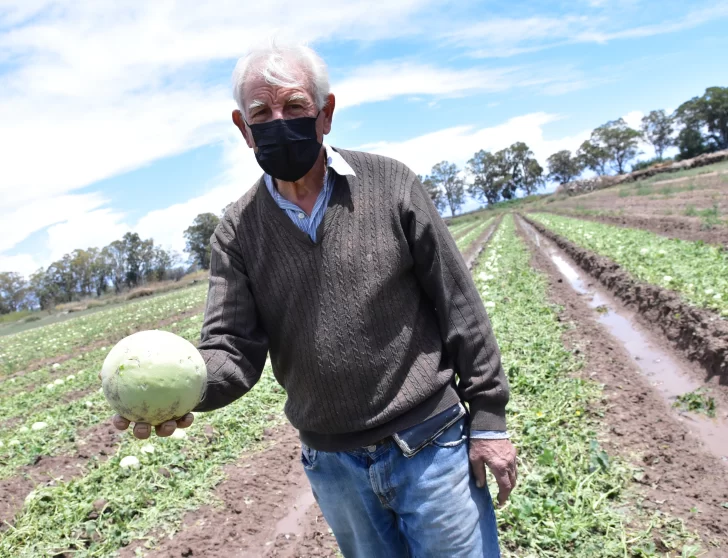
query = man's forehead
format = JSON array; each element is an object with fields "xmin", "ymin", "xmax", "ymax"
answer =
[{"xmin": 243, "ymin": 71, "xmax": 313, "ymax": 106}]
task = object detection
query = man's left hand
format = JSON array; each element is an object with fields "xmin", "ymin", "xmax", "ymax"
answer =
[{"xmin": 469, "ymin": 439, "xmax": 517, "ymax": 506}]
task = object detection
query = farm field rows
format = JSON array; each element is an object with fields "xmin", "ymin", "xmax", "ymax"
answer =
[
  {"xmin": 528, "ymin": 213, "xmax": 728, "ymax": 316},
  {"xmin": 537, "ymin": 160, "xmax": 728, "ymax": 246},
  {"xmin": 2, "ymin": 211, "xmax": 727, "ymax": 556},
  {"xmin": 0, "ymin": 285, "xmax": 208, "ymax": 377}
]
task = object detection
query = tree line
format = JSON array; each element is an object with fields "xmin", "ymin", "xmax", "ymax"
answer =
[
  {"xmin": 422, "ymin": 86, "xmax": 727, "ymax": 214},
  {"xmin": 0, "ymin": 210, "xmax": 226, "ymax": 314},
  {"xmin": 1, "ymin": 87, "xmax": 725, "ymax": 310}
]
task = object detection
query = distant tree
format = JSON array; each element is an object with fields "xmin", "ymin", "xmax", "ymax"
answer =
[
  {"xmin": 699, "ymin": 86, "xmax": 728, "ymax": 150},
  {"xmin": 466, "ymin": 150, "xmax": 504, "ymax": 205},
  {"xmin": 640, "ymin": 110, "xmax": 674, "ymax": 160},
  {"xmin": 428, "ymin": 162, "xmax": 465, "ymax": 216},
  {"xmin": 674, "ymin": 87, "xmax": 728, "ymax": 159},
  {"xmin": 591, "ymin": 118, "xmax": 641, "ymax": 174},
  {"xmin": 121, "ymin": 232, "xmax": 145, "ymax": 288},
  {"xmin": 89, "ymin": 247, "xmax": 112, "ymax": 296},
  {"xmin": 0, "ymin": 272, "xmax": 28, "ymax": 314},
  {"xmin": 418, "ymin": 174, "xmax": 446, "ymax": 213},
  {"xmin": 577, "ymin": 140, "xmax": 610, "ymax": 176},
  {"xmin": 498, "ymin": 142, "xmax": 544, "ymax": 198},
  {"xmin": 546, "ymin": 150, "xmax": 583, "ymax": 185},
  {"xmin": 28, "ymin": 268, "xmax": 55, "ymax": 310},
  {"xmin": 184, "ymin": 213, "xmax": 220, "ymax": 270},
  {"xmin": 104, "ymin": 241, "xmax": 127, "ymax": 293}
]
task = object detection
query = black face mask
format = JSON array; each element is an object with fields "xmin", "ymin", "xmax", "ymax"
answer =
[{"xmin": 246, "ymin": 113, "xmax": 322, "ymax": 182}]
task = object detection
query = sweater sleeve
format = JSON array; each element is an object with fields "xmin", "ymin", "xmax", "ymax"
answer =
[
  {"xmin": 401, "ymin": 173, "xmax": 509, "ymax": 432},
  {"xmin": 193, "ymin": 213, "xmax": 269, "ymax": 412}
]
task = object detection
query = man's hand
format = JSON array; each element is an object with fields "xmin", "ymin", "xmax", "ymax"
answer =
[
  {"xmin": 112, "ymin": 413, "xmax": 195, "ymax": 440},
  {"xmin": 469, "ymin": 438, "xmax": 517, "ymax": 506}
]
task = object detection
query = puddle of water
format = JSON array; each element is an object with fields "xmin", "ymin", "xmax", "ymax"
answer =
[
  {"xmin": 273, "ymin": 485, "xmax": 316, "ymax": 538},
  {"xmin": 519, "ymin": 217, "xmax": 728, "ymax": 462}
]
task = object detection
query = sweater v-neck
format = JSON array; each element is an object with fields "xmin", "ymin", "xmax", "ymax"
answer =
[{"xmin": 259, "ymin": 172, "xmax": 352, "ymax": 247}]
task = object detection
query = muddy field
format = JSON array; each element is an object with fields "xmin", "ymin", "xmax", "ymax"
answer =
[
  {"xmin": 2, "ymin": 210, "xmax": 728, "ymax": 557},
  {"xmin": 539, "ymin": 162, "xmax": 728, "ymax": 245}
]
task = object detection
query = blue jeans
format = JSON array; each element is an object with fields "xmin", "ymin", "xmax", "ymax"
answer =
[{"xmin": 301, "ymin": 417, "xmax": 500, "ymax": 557}]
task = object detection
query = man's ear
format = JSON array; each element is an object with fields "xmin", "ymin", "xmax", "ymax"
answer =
[
  {"xmin": 321, "ymin": 93, "xmax": 335, "ymax": 137},
  {"xmin": 232, "ymin": 109, "xmax": 255, "ymax": 149}
]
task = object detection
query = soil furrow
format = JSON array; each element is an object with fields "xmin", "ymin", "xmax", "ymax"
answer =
[
  {"xmin": 522, "ymin": 215, "xmax": 728, "ymax": 388},
  {"xmin": 464, "ymin": 218, "xmax": 500, "ymax": 270},
  {"xmin": 516, "ymin": 217, "xmax": 728, "ymax": 553},
  {"xmin": 118, "ymin": 424, "xmax": 338, "ymax": 558},
  {"xmin": 539, "ymin": 209, "xmax": 728, "ymax": 247}
]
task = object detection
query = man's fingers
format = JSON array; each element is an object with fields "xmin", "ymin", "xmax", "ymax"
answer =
[
  {"xmin": 176, "ymin": 413, "xmax": 194, "ymax": 429},
  {"xmin": 470, "ymin": 457, "xmax": 487, "ymax": 489},
  {"xmin": 112, "ymin": 415, "xmax": 130, "ymax": 431},
  {"xmin": 494, "ymin": 470, "xmax": 514, "ymax": 507},
  {"xmin": 133, "ymin": 422, "xmax": 152, "ymax": 440},
  {"xmin": 155, "ymin": 420, "xmax": 177, "ymax": 437}
]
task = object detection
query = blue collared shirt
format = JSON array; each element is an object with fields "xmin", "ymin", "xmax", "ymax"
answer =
[
  {"xmin": 264, "ymin": 144, "xmax": 355, "ymax": 242},
  {"xmin": 264, "ymin": 144, "xmax": 507, "ymax": 441}
]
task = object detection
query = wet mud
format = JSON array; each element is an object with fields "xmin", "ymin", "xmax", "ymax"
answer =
[
  {"xmin": 517, "ymin": 217, "xmax": 728, "ymax": 551},
  {"xmin": 522, "ymin": 215, "xmax": 728, "ymax": 388},
  {"xmin": 119, "ymin": 424, "xmax": 338, "ymax": 558}
]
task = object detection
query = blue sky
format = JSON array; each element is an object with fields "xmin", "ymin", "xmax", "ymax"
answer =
[{"xmin": 1, "ymin": 0, "xmax": 727, "ymax": 276}]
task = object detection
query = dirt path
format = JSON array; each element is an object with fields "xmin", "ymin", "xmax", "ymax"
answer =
[
  {"xmin": 522, "ymin": 215, "xmax": 728, "ymax": 390},
  {"xmin": 539, "ymin": 210, "xmax": 728, "ymax": 247},
  {"xmin": 119, "ymin": 424, "xmax": 338, "ymax": 558},
  {"xmin": 516, "ymin": 217, "xmax": 728, "ymax": 552},
  {"xmin": 464, "ymin": 218, "xmax": 500, "ymax": 270}
]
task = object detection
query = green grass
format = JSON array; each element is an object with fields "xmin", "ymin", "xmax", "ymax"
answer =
[
  {"xmin": 476, "ymin": 216, "xmax": 699, "ymax": 557},
  {"xmin": 455, "ymin": 217, "xmax": 494, "ymax": 252},
  {"xmin": 0, "ymin": 284, "xmax": 208, "ymax": 377},
  {"xmin": 530, "ymin": 213, "xmax": 728, "ymax": 317},
  {"xmin": 0, "ymin": 371, "xmax": 286, "ymax": 557}
]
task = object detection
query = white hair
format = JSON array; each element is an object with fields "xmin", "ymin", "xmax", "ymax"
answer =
[{"xmin": 231, "ymin": 40, "xmax": 330, "ymax": 115}]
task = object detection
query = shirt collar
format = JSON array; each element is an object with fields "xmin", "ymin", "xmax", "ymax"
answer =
[{"xmin": 323, "ymin": 143, "xmax": 356, "ymax": 177}]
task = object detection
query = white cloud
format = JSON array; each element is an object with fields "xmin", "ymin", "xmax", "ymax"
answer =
[
  {"xmin": 0, "ymin": 253, "xmax": 41, "ymax": 278},
  {"xmin": 334, "ymin": 60, "xmax": 592, "ymax": 108},
  {"xmin": 442, "ymin": 5, "xmax": 728, "ymax": 58},
  {"xmin": 359, "ymin": 112, "xmax": 590, "ymax": 177},
  {"xmin": 45, "ymin": 208, "xmax": 129, "ymax": 262},
  {"xmin": 622, "ymin": 110, "xmax": 644, "ymax": 131}
]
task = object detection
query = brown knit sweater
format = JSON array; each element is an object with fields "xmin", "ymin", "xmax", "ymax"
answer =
[{"xmin": 194, "ymin": 148, "xmax": 508, "ymax": 451}]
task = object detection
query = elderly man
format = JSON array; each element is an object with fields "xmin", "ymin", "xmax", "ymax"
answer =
[{"xmin": 114, "ymin": 42, "xmax": 516, "ymax": 557}]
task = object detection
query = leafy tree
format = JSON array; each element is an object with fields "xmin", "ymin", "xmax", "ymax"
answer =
[
  {"xmin": 674, "ymin": 87, "xmax": 728, "ymax": 158},
  {"xmin": 577, "ymin": 140, "xmax": 610, "ymax": 176},
  {"xmin": 0, "ymin": 272, "xmax": 28, "ymax": 314},
  {"xmin": 121, "ymin": 232, "xmax": 145, "ymax": 288},
  {"xmin": 28, "ymin": 268, "xmax": 55, "ymax": 310},
  {"xmin": 184, "ymin": 213, "xmax": 220, "ymax": 270},
  {"xmin": 498, "ymin": 142, "xmax": 544, "ymax": 198},
  {"xmin": 104, "ymin": 241, "xmax": 127, "ymax": 293},
  {"xmin": 466, "ymin": 150, "xmax": 504, "ymax": 205},
  {"xmin": 640, "ymin": 110, "xmax": 674, "ymax": 160},
  {"xmin": 699, "ymin": 86, "xmax": 728, "ymax": 150},
  {"xmin": 591, "ymin": 118, "xmax": 641, "ymax": 174},
  {"xmin": 428, "ymin": 162, "xmax": 465, "ymax": 216},
  {"xmin": 418, "ymin": 174, "xmax": 446, "ymax": 213},
  {"xmin": 546, "ymin": 150, "xmax": 583, "ymax": 185}
]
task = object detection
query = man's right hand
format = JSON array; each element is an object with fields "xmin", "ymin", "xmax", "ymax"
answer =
[{"xmin": 112, "ymin": 413, "xmax": 195, "ymax": 439}]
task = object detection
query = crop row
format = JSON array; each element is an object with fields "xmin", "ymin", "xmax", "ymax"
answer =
[
  {"xmin": 478, "ymin": 216, "xmax": 697, "ymax": 557},
  {"xmin": 455, "ymin": 217, "xmax": 494, "ymax": 252},
  {"xmin": 0, "ymin": 314, "xmax": 206, "ymax": 478},
  {"xmin": 1, "ymin": 370, "xmax": 285, "ymax": 557},
  {"xmin": 529, "ymin": 213, "xmax": 728, "ymax": 317},
  {"xmin": 0, "ymin": 284, "xmax": 208, "ymax": 377}
]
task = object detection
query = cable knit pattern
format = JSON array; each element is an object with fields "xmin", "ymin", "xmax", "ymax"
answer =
[{"xmin": 195, "ymin": 148, "xmax": 509, "ymax": 451}]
